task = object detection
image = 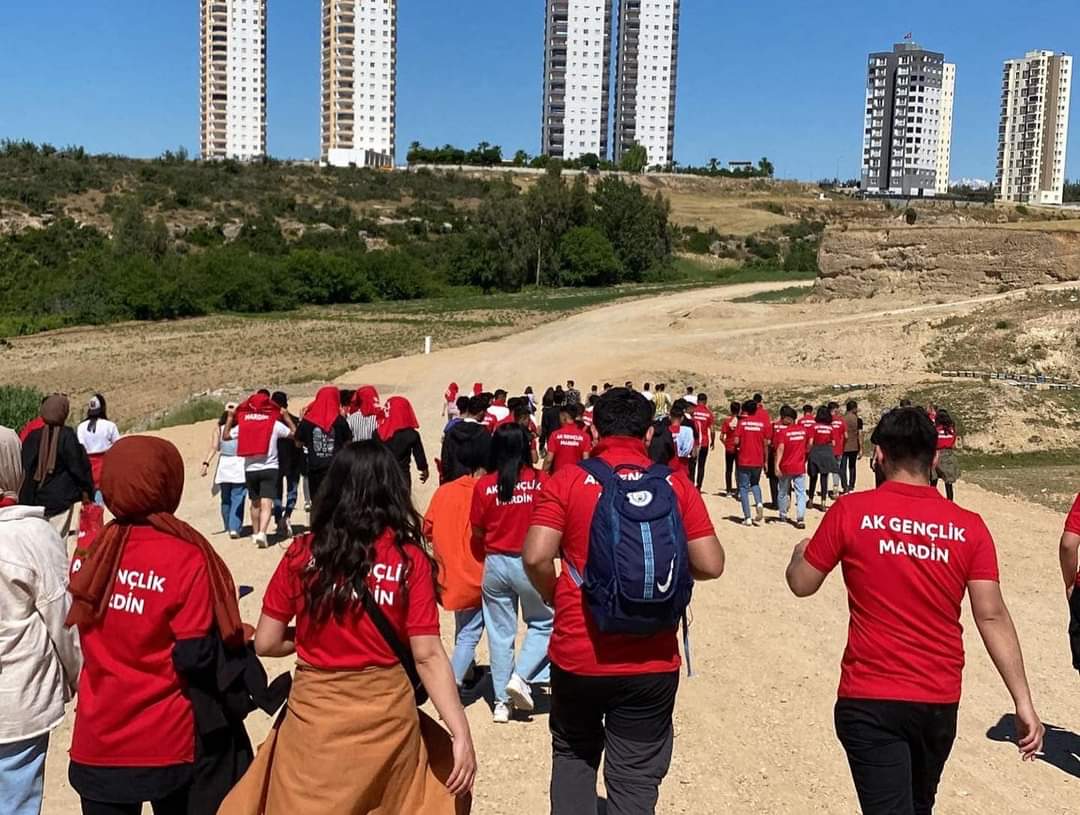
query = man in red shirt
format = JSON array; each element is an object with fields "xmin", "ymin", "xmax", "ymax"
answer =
[
  {"xmin": 772, "ymin": 405, "xmax": 808, "ymax": 529},
  {"xmin": 734, "ymin": 400, "xmax": 772, "ymax": 526},
  {"xmin": 524, "ymin": 388, "xmax": 724, "ymax": 815},
  {"xmin": 545, "ymin": 407, "xmax": 593, "ymax": 474},
  {"xmin": 688, "ymin": 394, "xmax": 716, "ymax": 492},
  {"xmin": 786, "ymin": 407, "xmax": 1044, "ymax": 813},
  {"xmin": 828, "ymin": 401, "xmax": 848, "ymax": 498},
  {"xmin": 1057, "ymin": 494, "xmax": 1080, "ymax": 671},
  {"xmin": 797, "ymin": 404, "xmax": 817, "ymax": 434},
  {"xmin": 720, "ymin": 402, "xmax": 741, "ymax": 496}
]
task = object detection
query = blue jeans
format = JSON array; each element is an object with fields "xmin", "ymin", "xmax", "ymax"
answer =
[
  {"xmin": 482, "ymin": 554, "xmax": 553, "ymax": 702},
  {"xmin": 451, "ymin": 607, "xmax": 485, "ymax": 686},
  {"xmin": 0, "ymin": 733, "xmax": 49, "ymax": 815},
  {"xmin": 273, "ymin": 475, "xmax": 299, "ymax": 523},
  {"xmin": 738, "ymin": 466, "xmax": 763, "ymax": 519},
  {"xmin": 219, "ymin": 483, "xmax": 247, "ymax": 534},
  {"xmin": 777, "ymin": 474, "xmax": 807, "ymax": 522}
]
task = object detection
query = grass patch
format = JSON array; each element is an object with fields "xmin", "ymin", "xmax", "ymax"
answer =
[
  {"xmin": 961, "ymin": 450, "xmax": 1080, "ymax": 513},
  {"xmin": 0, "ymin": 384, "xmax": 44, "ymax": 430},
  {"xmin": 732, "ymin": 284, "xmax": 812, "ymax": 304},
  {"xmin": 139, "ymin": 397, "xmax": 227, "ymax": 433}
]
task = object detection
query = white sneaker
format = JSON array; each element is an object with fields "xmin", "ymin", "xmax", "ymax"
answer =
[
  {"xmin": 254, "ymin": 533, "xmax": 269, "ymax": 549},
  {"xmin": 505, "ymin": 674, "xmax": 534, "ymax": 712},
  {"xmin": 228, "ymin": 530, "xmax": 239, "ymax": 540},
  {"xmin": 493, "ymin": 702, "xmax": 511, "ymax": 724},
  {"xmin": 755, "ymin": 504, "xmax": 764, "ymax": 524},
  {"xmin": 742, "ymin": 518, "xmax": 754, "ymax": 527}
]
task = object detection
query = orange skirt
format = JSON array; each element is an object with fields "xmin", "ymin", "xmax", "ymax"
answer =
[{"xmin": 218, "ymin": 663, "xmax": 469, "ymax": 815}]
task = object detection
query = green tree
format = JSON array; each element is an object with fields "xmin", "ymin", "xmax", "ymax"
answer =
[
  {"xmin": 758, "ymin": 157, "xmax": 775, "ymax": 178},
  {"xmin": 619, "ymin": 143, "xmax": 648, "ymax": 174},
  {"xmin": 591, "ymin": 178, "xmax": 670, "ymax": 280},
  {"xmin": 512, "ymin": 150, "xmax": 530, "ymax": 166},
  {"xmin": 578, "ymin": 152, "xmax": 600, "ymax": 170},
  {"xmin": 558, "ymin": 226, "xmax": 621, "ymax": 286},
  {"xmin": 111, "ymin": 198, "xmax": 150, "ymax": 257}
]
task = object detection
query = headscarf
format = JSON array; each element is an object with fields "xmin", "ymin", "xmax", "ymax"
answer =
[
  {"xmin": 0, "ymin": 426, "xmax": 22, "ymax": 504},
  {"xmin": 303, "ymin": 386, "xmax": 341, "ymax": 434},
  {"xmin": 86, "ymin": 394, "xmax": 106, "ymax": 434},
  {"xmin": 348, "ymin": 385, "xmax": 382, "ymax": 417},
  {"xmin": 377, "ymin": 396, "xmax": 420, "ymax": 442},
  {"xmin": 66, "ymin": 436, "xmax": 243, "ymax": 645},
  {"xmin": 445, "ymin": 383, "xmax": 460, "ymax": 404},
  {"xmin": 34, "ymin": 394, "xmax": 70, "ymax": 484},
  {"xmin": 472, "ymin": 383, "xmax": 484, "ymax": 396}
]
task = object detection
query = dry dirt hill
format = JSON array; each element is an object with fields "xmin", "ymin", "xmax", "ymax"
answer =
[{"xmin": 39, "ymin": 282, "xmax": 1080, "ymax": 814}]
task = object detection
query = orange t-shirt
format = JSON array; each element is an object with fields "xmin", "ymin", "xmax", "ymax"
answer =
[{"xmin": 423, "ymin": 475, "xmax": 484, "ymax": 611}]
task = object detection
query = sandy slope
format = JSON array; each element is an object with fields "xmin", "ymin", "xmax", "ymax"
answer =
[{"xmin": 42, "ymin": 281, "xmax": 1079, "ymax": 814}]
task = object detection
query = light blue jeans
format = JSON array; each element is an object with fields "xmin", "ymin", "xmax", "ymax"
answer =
[
  {"xmin": 452, "ymin": 607, "xmax": 485, "ymax": 686},
  {"xmin": 0, "ymin": 733, "xmax": 49, "ymax": 815},
  {"xmin": 777, "ymin": 474, "xmax": 807, "ymax": 522},
  {"xmin": 219, "ymin": 483, "xmax": 247, "ymax": 534},
  {"xmin": 738, "ymin": 466, "xmax": 763, "ymax": 519},
  {"xmin": 482, "ymin": 553, "xmax": 553, "ymax": 703}
]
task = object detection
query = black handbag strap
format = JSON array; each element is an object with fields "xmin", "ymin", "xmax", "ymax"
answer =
[{"xmin": 362, "ymin": 590, "xmax": 427, "ymax": 705}]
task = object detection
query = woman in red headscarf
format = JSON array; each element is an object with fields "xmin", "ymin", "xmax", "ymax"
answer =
[
  {"xmin": 297, "ymin": 386, "xmax": 353, "ymax": 503},
  {"xmin": 442, "ymin": 383, "xmax": 461, "ymax": 422},
  {"xmin": 471, "ymin": 383, "xmax": 483, "ymax": 397},
  {"xmin": 346, "ymin": 386, "xmax": 383, "ymax": 442},
  {"xmin": 378, "ymin": 397, "xmax": 430, "ymax": 487},
  {"xmin": 66, "ymin": 436, "xmax": 244, "ymax": 815}
]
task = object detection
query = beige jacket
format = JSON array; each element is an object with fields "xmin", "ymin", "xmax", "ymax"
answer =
[{"xmin": 0, "ymin": 505, "xmax": 82, "ymax": 743}]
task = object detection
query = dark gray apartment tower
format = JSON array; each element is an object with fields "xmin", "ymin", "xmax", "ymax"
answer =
[
  {"xmin": 861, "ymin": 42, "xmax": 955, "ymax": 196},
  {"xmin": 614, "ymin": 0, "xmax": 680, "ymax": 168},
  {"xmin": 541, "ymin": 0, "xmax": 613, "ymax": 161}
]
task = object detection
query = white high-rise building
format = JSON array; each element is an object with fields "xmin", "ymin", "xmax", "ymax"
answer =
[
  {"xmin": 541, "ymin": 1, "xmax": 613, "ymax": 161},
  {"xmin": 614, "ymin": 0, "xmax": 680, "ymax": 169},
  {"xmin": 321, "ymin": 0, "xmax": 397, "ymax": 169},
  {"xmin": 997, "ymin": 50, "xmax": 1073, "ymax": 205},
  {"xmin": 199, "ymin": 0, "xmax": 267, "ymax": 161},
  {"xmin": 861, "ymin": 42, "xmax": 955, "ymax": 197}
]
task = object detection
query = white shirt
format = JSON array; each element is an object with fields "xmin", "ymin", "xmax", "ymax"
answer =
[
  {"xmin": 245, "ymin": 421, "xmax": 291, "ymax": 472},
  {"xmin": 215, "ymin": 426, "xmax": 246, "ymax": 485},
  {"xmin": 642, "ymin": 390, "xmax": 655, "ymax": 403},
  {"xmin": 674, "ymin": 425, "xmax": 696, "ymax": 458},
  {"xmin": 486, "ymin": 405, "xmax": 510, "ymax": 424},
  {"xmin": 76, "ymin": 419, "xmax": 120, "ymax": 455},
  {"xmin": 0, "ymin": 505, "xmax": 82, "ymax": 743}
]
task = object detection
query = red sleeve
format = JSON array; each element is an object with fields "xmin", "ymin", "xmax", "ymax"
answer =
[
  {"xmin": 764, "ymin": 422, "xmax": 774, "ymax": 441},
  {"xmin": 469, "ymin": 479, "xmax": 490, "ymax": 531},
  {"xmin": 966, "ymin": 518, "xmax": 1000, "ymax": 582},
  {"xmin": 170, "ymin": 557, "xmax": 214, "ymax": 640},
  {"xmin": 734, "ymin": 423, "xmax": 744, "ymax": 445},
  {"xmin": 262, "ymin": 541, "xmax": 306, "ymax": 623},
  {"xmin": 675, "ymin": 476, "xmax": 716, "ymax": 540},
  {"xmin": 582, "ymin": 432, "xmax": 593, "ymax": 454},
  {"xmin": 1066, "ymin": 495, "xmax": 1080, "ymax": 536},
  {"xmin": 404, "ymin": 547, "xmax": 440, "ymax": 637},
  {"xmin": 531, "ymin": 470, "xmax": 572, "ymax": 532},
  {"xmin": 803, "ymin": 501, "xmax": 847, "ymax": 574}
]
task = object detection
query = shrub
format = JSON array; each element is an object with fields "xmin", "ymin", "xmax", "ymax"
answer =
[
  {"xmin": 558, "ymin": 227, "xmax": 622, "ymax": 287},
  {"xmin": 904, "ymin": 207, "xmax": 918, "ymax": 225},
  {"xmin": 0, "ymin": 385, "xmax": 45, "ymax": 431}
]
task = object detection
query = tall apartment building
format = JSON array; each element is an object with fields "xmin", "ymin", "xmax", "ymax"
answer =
[
  {"xmin": 199, "ymin": 0, "xmax": 267, "ymax": 161},
  {"xmin": 541, "ymin": 1, "xmax": 613, "ymax": 161},
  {"xmin": 321, "ymin": 0, "xmax": 397, "ymax": 169},
  {"xmin": 613, "ymin": 0, "xmax": 681, "ymax": 168},
  {"xmin": 996, "ymin": 50, "xmax": 1073, "ymax": 205},
  {"xmin": 861, "ymin": 42, "xmax": 955, "ymax": 197}
]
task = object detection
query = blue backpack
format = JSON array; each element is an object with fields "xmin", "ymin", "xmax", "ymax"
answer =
[{"xmin": 566, "ymin": 459, "xmax": 695, "ymax": 670}]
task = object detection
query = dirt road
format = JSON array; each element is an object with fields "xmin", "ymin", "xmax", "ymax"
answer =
[{"xmin": 42, "ymin": 281, "xmax": 1079, "ymax": 813}]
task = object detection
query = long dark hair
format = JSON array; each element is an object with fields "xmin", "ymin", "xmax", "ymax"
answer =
[
  {"xmin": 815, "ymin": 405, "xmax": 832, "ymax": 425},
  {"xmin": 303, "ymin": 441, "xmax": 437, "ymax": 622},
  {"xmin": 87, "ymin": 393, "xmax": 107, "ymax": 433},
  {"xmin": 488, "ymin": 424, "xmax": 533, "ymax": 504},
  {"xmin": 936, "ymin": 409, "xmax": 955, "ymax": 432}
]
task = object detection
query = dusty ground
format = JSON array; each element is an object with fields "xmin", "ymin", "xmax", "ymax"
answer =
[{"xmin": 38, "ymin": 282, "xmax": 1080, "ymax": 814}]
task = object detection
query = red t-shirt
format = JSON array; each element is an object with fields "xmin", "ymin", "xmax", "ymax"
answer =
[
  {"xmin": 582, "ymin": 407, "xmax": 595, "ymax": 428},
  {"xmin": 797, "ymin": 414, "xmax": 817, "ymax": 434},
  {"xmin": 937, "ymin": 427, "xmax": 957, "ymax": 450},
  {"xmin": 262, "ymin": 532, "xmax": 439, "ymax": 670},
  {"xmin": 804, "ymin": 482, "xmax": 1000, "ymax": 704},
  {"xmin": 775, "ymin": 425, "xmax": 809, "ymax": 476},
  {"xmin": 470, "ymin": 467, "xmax": 547, "ymax": 556},
  {"xmin": 548, "ymin": 425, "xmax": 593, "ymax": 473},
  {"xmin": 734, "ymin": 415, "xmax": 772, "ymax": 468},
  {"xmin": 721, "ymin": 415, "xmax": 740, "ymax": 452},
  {"xmin": 830, "ymin": 418, "xmax": 847, "ymax": 456},
  {"xmin": 531, "ymin": 436, "xmax": 716, "ymax": 676},
  {"xmin": 690, "ymin": 407, "xmax": 715, "ymax": 448},
  {"xmin": 1066, "ymin": 495, "xmax": 1080, "ymax": 586},
  {"xmin": 70, "ymin": 527, "xmax": 213, "ymax": 767},
  {"xmin": 810, "ymin": 422, "xmax": 834, "ymax": 447}
]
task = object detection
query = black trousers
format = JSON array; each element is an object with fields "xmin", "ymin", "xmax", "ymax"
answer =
[
  {"xmin": 834, "ymin": 698, "xmax": 958, "ymax": 815},
  {"xmin": 842, "ymin": 451, "xmax": 858, "ymax": 491},
  {"xmin": 689, "ymin": 446, "xmax": 709, "ymax": 490},
  {"xmin": 766, "ymin": 448, "xmax": 779, "ymax": 506},
  {"xmin": 724, "ymin": 451, "xmax": 737, "ymax": 493},
  {"xmin": 81, "ymin": 789, "xmax": 188, "ymax": 815},
  {"xmin": 549, "ymin": 664, "xmax": 679, "ymax": 815}
]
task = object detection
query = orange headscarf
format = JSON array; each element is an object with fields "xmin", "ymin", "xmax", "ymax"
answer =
[
  {"xmin": 66, "ymin": 436, "xmax": 244, "ymax": 645},
  {"xmin": 377, "ymin": 396, "xmax": 420, "ymax": 442},
  {"xmin": 348, "ymin": 385, "xmax": 382, "ymax": 417},
  {"xmin": 303, "ymin": 386, "xmax": 341, "ymax": 433}
]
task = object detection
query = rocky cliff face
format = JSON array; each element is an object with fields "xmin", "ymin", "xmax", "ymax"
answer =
[{"xmin": 816, "ymin": 225, "xmax": 1080, "ymax": 298}]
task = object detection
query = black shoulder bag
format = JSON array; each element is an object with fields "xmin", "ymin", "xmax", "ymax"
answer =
[{"xmin": 362, "ymin": 591, "xmax": 429, "ymax": 706}]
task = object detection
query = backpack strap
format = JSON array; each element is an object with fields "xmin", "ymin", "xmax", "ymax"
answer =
[
  {"xmin": 644, "ymin": 462, "xmax": 674, "ymax": 481},
  {"xmin": 578, "ymin": 457, "xmax": 616, "ymax": 486}
]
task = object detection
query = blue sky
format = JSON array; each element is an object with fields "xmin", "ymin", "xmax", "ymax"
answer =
[{"xmin": 1, "ymin": 0, "xmax": 1078, "ymax": 181}]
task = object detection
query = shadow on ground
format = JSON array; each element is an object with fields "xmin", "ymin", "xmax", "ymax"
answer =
[{"xmin": 986, "ymin": 714, "xmax": 1080, "ymax": 779}]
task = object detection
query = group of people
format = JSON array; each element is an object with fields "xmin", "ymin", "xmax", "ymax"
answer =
[{"xmin": 0, "ymin": 378, "xmax": 1061, "ymax": 815}]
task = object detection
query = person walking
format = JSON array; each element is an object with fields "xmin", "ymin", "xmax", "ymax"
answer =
[
  {"xmin": 689, "ymin": 394, "xmax": 716, "ymax": 492},
  {"xmin": 234, "ymin": 394, "xmax": 296, "ymax": 549},
  {"xmin": 932, "ymin": 409, "xmax": 961, "ymax": 502},
  {"xmin": 443, "ymin": 383, "xmax": 461, "ymax": 422},
  {"xmin": 653, "ymin": 383, "xmax": 672, "ymax": 420},
  {"xmin": 772, "ymin": 406, "xmax": 809, "ymax": 529},
  {"xmin": 0, "ymin": 427, "xmax": 82, "ymax": 815},
  {"xmin": 296, "ymin": 386, "xmax": 353, "ymax": 505},
  {"xmin": 842, "ymin": 400, "xmax": 862, "ymax": 494},
  {"xmin": 66, "ymin": 436, "xmax": 246, "ymax": 815},
  {"xmin": 1058, "ymin": 492, "xmax": 1080, "ymax": 670},
  {"xmin": 224, "ymin": 442, "xmax": 475, "ymax": 814},
  {"xmin": 76, "ymin": 394, "xmax": 120, "ymax": 505},
  {"xmin": 201, "ymin": 403, "xmax": 247, "ymax": 539},
  {"xmin": 271, "ymin": 392, "xmax": 303, "ymax": 538},
  {"xmin": 19, "ymin": 394, "xmax": 93, "ymax": 538},
  {"xmin": 544, "ymin": 404, "xmax": 593, "ymax": 474},
  {"xmin": 379, "ymin": 397, "xmax": 431, "ymax": 487},
  {"xmin": 539, "ymin": 388, "xmax": 562, "ymax": 454},
  {"xmin": 347, "ymin": 385, "xmax": 383, "ymax": 441},
  {"xmin": 471, "ymin": 424, "xmax": 552, "ymax": 723},
  {"xmin": 786, "ymin": 407, "xmax": 1044, "ymax": 814},
  {"xmin": 807, "ymin": 406, "xmax": 840, "ymax": 512},
  {"xmin": 734, "ymin": 400, "xmax": 771, "ymax": 527},
  {"xmin": 721, "ymin": 401, "xmax": 741, "ymax": 497},
  {"xmin": 440, "ymin": 396, "xmax": 492, "ymax": 485},
  {"xmin": 565, "ymin": 381, "xmax": 582, "ymax": 408},
  {"xmin": 523, "ymin": 388, "xmax": 725, "ymax": 815},
  {"xmin": 829, "ymin": 402, "xmax": 848, "ymax": 497}
]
